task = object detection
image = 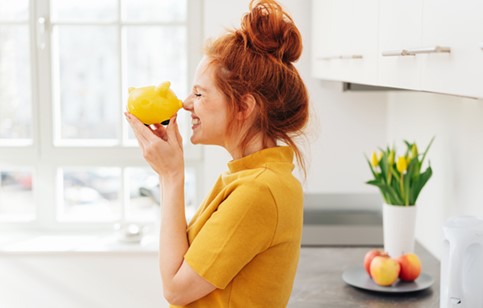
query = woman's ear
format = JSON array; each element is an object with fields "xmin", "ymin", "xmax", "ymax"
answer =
[{"xmin": 236, "ymin": 94, "xmax": 257, "ymax": 120}]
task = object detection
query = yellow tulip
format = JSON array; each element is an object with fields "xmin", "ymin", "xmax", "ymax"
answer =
[
  {"xmin": 397, "ymin": 156, "xmax": 408, "ymax": 173},
  {"xmin": 388, "ymin": 150, "xmax": 395, "ymax": 166},
  {"xmin": 371, "ymin": 152, "xmax": 379, "ymax": 167},
  {"xmin": 410, "ymin": 144, "xmax": 418, "ymax": 160}
]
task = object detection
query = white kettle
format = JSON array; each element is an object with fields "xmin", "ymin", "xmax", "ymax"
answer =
[{"xmin": 441, "ymin": 216, "xmax": 483, "ymax": 308}]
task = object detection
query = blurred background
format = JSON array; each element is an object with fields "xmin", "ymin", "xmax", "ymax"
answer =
[{"xmin": 2, "ymin": 0, "xmax": 483, "ymax": 307}]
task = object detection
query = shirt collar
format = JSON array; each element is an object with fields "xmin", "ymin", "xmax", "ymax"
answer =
[{"xmin": 227, "ymin": 146, "xmax": 294, "ymax": 173}]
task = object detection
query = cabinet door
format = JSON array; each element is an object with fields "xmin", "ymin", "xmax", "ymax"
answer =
[
  {"xmin": 421, "ymin": 0, "xmax": 483, "ymax": 98},
  {"xmin": 346, "ymin": 0, "xmax": 379, "ymax": 85},
  {"xmin": 312, "ymin": 0, "xmax": 352, "ymax": 81},
  {"xmin": 311, "ymin": 0, "xmax": 378, "ymax": 84},
  {"xmin": 378, "ymin": 0, "xmax": 423, "ymax": 90}
]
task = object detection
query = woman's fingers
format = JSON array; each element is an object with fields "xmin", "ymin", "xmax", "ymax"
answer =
[
  {"xmin": 125, "ymin": 112, "xmax": 183, "ymax": 153},
  {"xmin": 125, "ymin": 112, "xmax": 180, "ymax": 149},
  {"xmin": 172, "ymin": 116, "xmax": 183, "ymax": 147},
  {"xmin": 167, "ymin": 115, "xmax": 183, "ymax": 149},
  {"xmin": 124, "ymin": 112, "xmax": 153, "ymax": 147},
  {"xmin": 151, "ymin": 123, "xmax": 168, "ymax": 141}
]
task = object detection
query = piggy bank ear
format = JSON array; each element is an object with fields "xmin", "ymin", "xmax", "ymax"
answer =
[{"xmin": 156, "ymin": 81, "xmax": 171, "ymax": 96}]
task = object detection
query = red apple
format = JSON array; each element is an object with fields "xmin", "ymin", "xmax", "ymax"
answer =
[
  {"xmin": 370, "ymin": 255, "xmax": 401, "ymax": 286},
  {"xmin": 364, "ymin": 249, "xmax": 383, "ymax": 277},
  {"xmin": 397, "ymin": 253, "xmax": 422, "ymax": 282}
]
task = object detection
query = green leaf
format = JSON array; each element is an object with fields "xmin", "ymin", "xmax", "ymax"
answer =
[
  {"xmin": 420, "ymin": 136, "xmax": 435, "ymax": 167},
  {"xmin": 411, "ymin": 166, "xmax": 433, "ymax": 204},
  {"xmin": 369, "ymin": 182, "xmax": 404, "ymax": 204},
  {"xmin": 403, "ymin": 140, "xmax": 412, "ymax": 158},
  {"xmin": 366, "ymin": 180, "xmax": 391, "ymax": 203},
  {"xmin": 404, "ymin": 158, "xmax": 418, "ymax": 205},
  {"xmin": 379, "ymin": 152, "xmax": 388, "ymax": 183}
]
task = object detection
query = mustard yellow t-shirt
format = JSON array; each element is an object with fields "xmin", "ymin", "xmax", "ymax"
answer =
[{"xmin": 172, "ymin": 146, "xmax": 303, "ymax": 308}]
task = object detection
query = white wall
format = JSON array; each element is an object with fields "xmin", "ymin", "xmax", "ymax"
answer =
[
  {"xmin": 386, "ymin": 91, "xmax": 483, "ymax": 258},
  {"xmin": 200, "ymin": 0, "xmax": 388, "ymax": 196}
]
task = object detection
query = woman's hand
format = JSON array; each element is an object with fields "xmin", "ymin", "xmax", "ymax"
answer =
[{"xmin": 125, "ymin": 112, "xmax": 184, "ymax": 179}]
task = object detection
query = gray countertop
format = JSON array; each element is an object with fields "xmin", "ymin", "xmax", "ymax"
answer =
[{"xmin": 289, "ymin": 243, "xmax": 440, "ymax": 308}]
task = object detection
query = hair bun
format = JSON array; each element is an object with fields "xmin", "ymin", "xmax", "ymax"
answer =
[{"xmin": 240, "ymin": 0, "xmax": 302, "ymax": 63}]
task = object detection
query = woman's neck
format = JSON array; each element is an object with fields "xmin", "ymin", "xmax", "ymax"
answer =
[{"xmin": 227, "ymin": 133, "xmax": 276, "ymax": 160}]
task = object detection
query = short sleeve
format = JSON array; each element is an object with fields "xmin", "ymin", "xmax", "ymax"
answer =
[{"xmin": 184, "ymin": 182, "xmax": 278, "ymax": 289}]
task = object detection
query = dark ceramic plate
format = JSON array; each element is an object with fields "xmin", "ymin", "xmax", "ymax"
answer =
[{"xmin": 342, "ymin": 266, "xmax": 434, "ymax": 293}]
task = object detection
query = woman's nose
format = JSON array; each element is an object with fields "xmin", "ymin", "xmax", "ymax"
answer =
[{"xmin": 182, "ymin": 97, "xmax": 193, "ymax": 111}]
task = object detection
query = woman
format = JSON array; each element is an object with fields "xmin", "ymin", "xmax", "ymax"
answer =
[{"xmin": 125, "ymin": 0, "xmax": 309, "ymax": 306}]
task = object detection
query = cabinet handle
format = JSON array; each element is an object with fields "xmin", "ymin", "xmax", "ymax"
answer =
[
  {"xmin": 408, "ymin": 46, "xmax": 451, "ymax": 54},
  {"xmin": 318, "ymin": 54, "xmax": 363, "ymax": 60},
  {"xmin": 381, "ymin": 49, "xmax": 415, "ymax": 57},
  {"xmin": 382, "ymin": 46, "xmax": 450, "ymax": 57}
]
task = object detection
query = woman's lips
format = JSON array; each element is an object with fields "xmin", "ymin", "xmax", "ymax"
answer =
[{"xmin": 191, "ymin": 116, "xmax": 200, "ymax": 126}]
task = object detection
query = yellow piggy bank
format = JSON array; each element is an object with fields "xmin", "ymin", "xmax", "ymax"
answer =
[{"xmin": 127, "ymin": 81, "xmax": 183, "ymax": 125}]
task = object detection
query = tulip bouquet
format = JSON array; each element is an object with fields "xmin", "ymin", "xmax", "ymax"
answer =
[{"xmin": 366, "ymin": 138, "xmax": 434, "ymax": 206}]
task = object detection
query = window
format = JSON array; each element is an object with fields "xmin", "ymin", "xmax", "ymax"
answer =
[
  {"xmin": 0, "ymin": 0, "xmax": 202, "ymax": 229},
  {"xmin": 0, "ymin": 0, "xmax": 32, "ymax": 145},
  {"xmin": 0, "ymin": 169, "xmax": 34, "ymax": 221}
]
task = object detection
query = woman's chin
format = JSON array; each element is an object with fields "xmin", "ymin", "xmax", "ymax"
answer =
[{"xmin": 190, "ymin": 135, "xmax": 201, "ymax": 145}]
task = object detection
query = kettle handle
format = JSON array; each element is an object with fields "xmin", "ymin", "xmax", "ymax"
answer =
[{"xmin": 447, "ymin": 241, "xmax": 464, "ymax": 306}]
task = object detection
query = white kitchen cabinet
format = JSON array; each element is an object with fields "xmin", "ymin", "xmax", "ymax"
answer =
[
  {"xmin": 421, "ymin": 0, "xmax": 483, "ymax": 98},
  {"xmin": 312, "ymin": 0, "xmax": 483, "ymax": 99},
  {"xmin": 311, "ymin": 0, "xmax": 378, "ymax": 85},
  {"xmin": 378, "ymin": 0, "xmax": 423, "ymax": 90}
]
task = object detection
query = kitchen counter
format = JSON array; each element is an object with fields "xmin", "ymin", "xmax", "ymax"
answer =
[{"xmin": 289, "ymin": 243, "xmax": 440, "ymax": 307}]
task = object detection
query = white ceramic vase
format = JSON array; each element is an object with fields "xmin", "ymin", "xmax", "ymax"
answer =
[{"xmin": 382, "ymin": 203, "xmax": 417, "ymax": 258}]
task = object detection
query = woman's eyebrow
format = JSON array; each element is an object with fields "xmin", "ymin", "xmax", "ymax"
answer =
[{"xmin": 193, "ymin": 85, "xmax": 208, "ymax": 92}]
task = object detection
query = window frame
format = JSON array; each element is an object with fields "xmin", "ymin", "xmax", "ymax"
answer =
[{"xmin": 0, "ymin": 0, "xmax": 204, "ymax": 231}]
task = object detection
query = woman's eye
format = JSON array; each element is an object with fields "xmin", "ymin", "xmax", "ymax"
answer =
[{"xmin": 194, "ymin": 93, "xmax": 202, "ymax": 98}]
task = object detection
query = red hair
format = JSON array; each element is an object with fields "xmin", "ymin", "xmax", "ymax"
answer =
[{"xmin": 205, "ymin": 0, "xmax": 309, "ymax": 173}]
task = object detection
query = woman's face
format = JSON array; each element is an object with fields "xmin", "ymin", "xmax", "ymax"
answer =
[{"xmin": 183, "ymin": 56, "xmax": 231, "ymax": 147}]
